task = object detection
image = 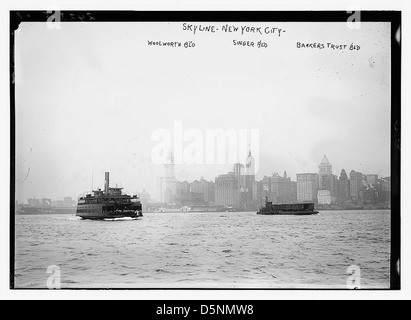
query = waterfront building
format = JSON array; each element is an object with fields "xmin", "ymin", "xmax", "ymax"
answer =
[
  {"xmin": 296, "ymin": 173, "xmax": 319, "ymax": 203},
  {"xmin": 51, "ymin": 200, "xmax": 64, "ymax": 207},
  {"xmin": 190, "ymin": 178, "xmax": 215, "ymax": 205},
  {"xmin": 174, "ymin": 181, "xmax": 190, "ymax": 206},
  {"xmin": 349, "ymin": 170, "xmax": 364, "ymax": 201},
  {"xmin": 176, "ymin": 191, "xmax": 205, "ymax": 206},
  {"xmin": 261, "ymin": 175, "xmax": 271, "ymax": 198},
  {"xmin": 337, "ymin": 169, "xmax": 350, "ymax": 202},
  {"xmin": 270, "ymin": 172, "xmax": 293, "ymax": 204},
  {"xmin": 317, "ymin": 190, "xmax": 332, "ymax": 205},
  {"xmin": 63, "ymin": 196, "xmax": 75, "ymax": 207},
  {"xmin": 366, "ymin": 174, "xmax": 379, "ymax": 186},
  {"xmin": 27, "ymin": 198, "xmax": 40, "ymax": 207},
  {"xmin": 290, "ymin": 181, "xmax": 298, "ymax": 202},
  {"xmin": 318, "ymin": 155, "xmax": 337, "ymax": 199},
  {"xmin": 163, "ymin": 151, "xmax": 178, "ymax": 204},
  {"xmin": 137, "ymin": 189, "xmax": 152, "ymax": 209},
  {"xmin": 252, "ymin": 181, "xmax": 259, "ymax": 202},
  {"xmin": 245, "ymin": 151, "xmax": 256, "ymax": 205},
  {"xmin": 215, "ymin": 172, "xmax": 240, "ymax": 208},
  {"xmin": 40, "ymin": 198, "xmax": 51, "ymax": 207},
  {"xmin": 363, "ymin": 185, "xmax": 378, "ymax": 203},
  {"xmin": 381, "ymin": 177, "xmax": 391, "ymax": 206}
]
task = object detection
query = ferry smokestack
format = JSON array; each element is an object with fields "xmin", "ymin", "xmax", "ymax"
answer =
[{"xmin": 105, "ymin": 172, "xmax": 110, "ymax": 195}]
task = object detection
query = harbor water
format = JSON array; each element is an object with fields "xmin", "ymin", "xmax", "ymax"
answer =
[{"xmin": 14, "ymin": 210, "xmax": 391, "ymax": 289}]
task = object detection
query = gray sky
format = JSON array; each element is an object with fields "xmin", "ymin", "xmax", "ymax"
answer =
[{"xmin": 15, "ymin": 21, "xmax": 391, "ymax": 202}]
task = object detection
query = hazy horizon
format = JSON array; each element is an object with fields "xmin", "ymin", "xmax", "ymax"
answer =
[{"xmin": 15, "ymin": 21, "xmax": 391, "ymax": 202}]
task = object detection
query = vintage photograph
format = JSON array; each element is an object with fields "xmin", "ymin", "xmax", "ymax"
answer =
[{"xmin": 11, "ymin": 11, "xmax": 400, "ymax": 289}]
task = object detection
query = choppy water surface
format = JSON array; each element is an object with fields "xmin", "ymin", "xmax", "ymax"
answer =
[{"xmin": 15, "ymin": 210, "xmax": 390, "ymax": 289}]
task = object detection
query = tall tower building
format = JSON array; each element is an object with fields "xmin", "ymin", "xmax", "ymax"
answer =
[
  {"xmin": 233, "ymin": 163, "xmax": 245, "ymax": 186},
  {"xmin": 318, "ymin": 155, "xmax": 337, "ymax": 200},
  {"xmin": 165, "ymin": 151, "xmax": 175, "ymax": 179},
  {"xmin": 245, "ymin": 151, "xmax": 255, "ymax": 176},
  {"xmin": 215, "ymin": 173, "xmax": 240, "ymax": 208},
  {"xmin": 337, "ymin": 169, "xmax": 350, "ymax": 201},
  {"xmin": 319, "ymin": 155, "xmax": 332, "ymax": 172},
  {"xmin": 245, "ymin": 151, "xmax": 256, "ymax": 205},
  {"xmin": 350, "ymin": 170, "xmax": 364, "ymax": 201},
  {"xmin": 163, "ymin": 150, "xmax": 178, "ymax": 204},
  {"xmin": 232, "ymin": 162, "xmax": 245, "ymax": 208},
  {"xmin": 319, "ymin": 155, "xmax": 332, "ymax": 189}
]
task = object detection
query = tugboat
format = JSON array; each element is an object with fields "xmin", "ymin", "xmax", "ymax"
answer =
[
  {"xmin": 257, "ymin": 197, "xmax": 318, "ymax": 216},
  {"xmin": 76, "ymin": 172, "xmax": 143, "ymax": 220}
]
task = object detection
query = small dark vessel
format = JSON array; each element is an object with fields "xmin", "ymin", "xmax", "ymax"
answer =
[
  {"xmin": 76, "ymin": 172, "xmax": 143, "ymax": 220},
  {"xmin": 257, "ymin": 197, "xmax": 318, "ymax": 216}
]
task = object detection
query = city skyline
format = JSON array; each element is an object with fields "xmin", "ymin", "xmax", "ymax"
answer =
[
  {"xmin": 15, "ymin": 22, "xmax": 391, "ymax": 202},
  {"xmin": 18, "ymin": 153, "xmax": 391, "ymax": 206},
  {"xmin": 10, "ymin": 11, "xmax": 399, "ymax": 292}
]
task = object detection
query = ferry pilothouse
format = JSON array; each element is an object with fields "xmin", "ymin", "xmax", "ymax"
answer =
[{"xmin": 76, "ymin": 172, "xmax": 143, "ymax": 220}]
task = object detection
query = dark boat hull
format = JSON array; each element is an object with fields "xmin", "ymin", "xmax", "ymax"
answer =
[
  {"xmin": 77, "ymin": 211, "xmax": 143, "ymax": 220},
  {"xmin": 257, "ymin": 210, "xmax": 319, "ymax": 216},
  {"xmin": 257, "ymin": 200, "xmax": 318, "ymax": 216}
]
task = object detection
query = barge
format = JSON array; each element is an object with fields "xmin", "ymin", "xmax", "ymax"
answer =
[{"xmin": 257, "ymin": 197, "xmax": 318, "ymax": 216}]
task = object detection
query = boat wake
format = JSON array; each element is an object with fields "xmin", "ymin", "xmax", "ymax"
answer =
[
  {"xmin": 103, "ymin": 217, "xmax": 141, "ymax": 222},
  {"xmin": 68, "ymin": 216, "xmax": 83, "ymax": 221}
]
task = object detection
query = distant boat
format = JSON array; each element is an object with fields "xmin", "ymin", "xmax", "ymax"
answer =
[
  {"xmin": 76, "ymin": 172, "xmax": 143, "ymax": 220},
  {"xmin": 257, "ymin": 197, "xmax": 318, "ymax": 216}
]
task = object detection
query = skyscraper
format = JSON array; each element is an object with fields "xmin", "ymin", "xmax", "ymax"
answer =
[
  {"xmin": 297, "ymin": 173, "xmax": 319, "ymax": 203},
  {"xmin": 319, "ymin": 155, "xmax": 332, "ymax": 178},
  {"xmin": 232, "ymin": 163, "xmax": 246, "ymax": 188},
  {"xmin": 318, "ymin": 155, "xmax": 337, "ymax": 194},
  {"xmin": 164, "ymin": 151, "xmax": 175, "ymax": 178},
  {"xmin": 190, "ymin": 178, "xmax": 215, "ymax": 205},
  {"xmin": 215, "ymin": 173, "xmax": 240, "ymax": 208},
  {"xmin": 245, "ymin": 151, "xmax": 256, "ymax": 205},
  {"xmin": 270, "ymin": 172, "xmax": 293, "ymax": 204},
  {"xmin": 163, "ymin": 151, "xmax": 178, "ymax": 204},
  {"xmin": 290, "ymin": 181, "xmax": 298, "ymax": 202},
  {"xmin": 349, "ymin": 170, "xmax": 364, "ymax": 201},
  {"xmin": 337, "ymin": 169, "xmax": 350, "ymax": 202}
]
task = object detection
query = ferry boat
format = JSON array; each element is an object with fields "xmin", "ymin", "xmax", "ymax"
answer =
[
  {"xmin": 257, "ymin": 197, "xmax": 318, "ymax": 216},
  {"xmin": 76, "ymin": 172, "xmax": 143, "ymax": 220}
]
